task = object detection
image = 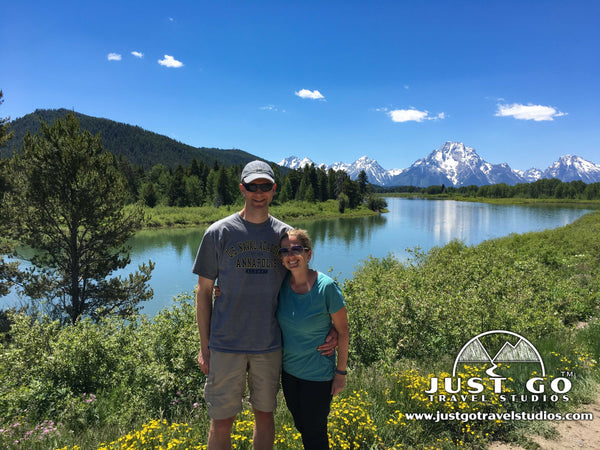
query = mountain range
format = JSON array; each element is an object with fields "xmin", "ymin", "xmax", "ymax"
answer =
[
  {"xmin": 279, "ymin": 142, "xmax": 600, "ymax": 187},
  {"xmin": 4, "ymin": 110, "xmax": 599, "ymax": 187}
]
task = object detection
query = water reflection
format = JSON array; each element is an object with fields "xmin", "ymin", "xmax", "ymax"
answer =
[
  {"xmin": 385, "ymin": 199, "xmax": 589, "ymax": 248},
  {"xmin": 294, "ymin": 214, "xmax": 387, "ymax": 248},
  {"xmin": 132, "ymin": 228, "xmax": 206, "ymax": 262}
]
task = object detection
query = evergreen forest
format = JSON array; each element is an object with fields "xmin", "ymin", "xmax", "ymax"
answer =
[
  {"xmin": 0, "ymin": 108, "xmax": 377, "ymax": 211},
  {"xmin": 377, "ymin": 178, "xmax": 600, "ymax": 201}
]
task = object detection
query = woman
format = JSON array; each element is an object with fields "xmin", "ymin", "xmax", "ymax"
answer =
[{"xmin": 276, "ymin": 229, "xmax": 350, "ymax": 450}]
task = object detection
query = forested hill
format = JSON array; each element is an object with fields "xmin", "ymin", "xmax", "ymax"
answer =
[{"xmin": 0, "ymin": 108, "xmax": 264, "ymax": 169}]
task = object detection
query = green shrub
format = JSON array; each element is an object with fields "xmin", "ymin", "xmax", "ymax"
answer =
[
  {"xmin": 365, "ymin": 194, "xmax": 388, "ymax": 212},
  {"xmin": 0, "ymin": 296, "xmax": 204, "ymax": 432},
  {"xmin": 345, "ymin": 213, "xmax": 600, "ymax": 366}
]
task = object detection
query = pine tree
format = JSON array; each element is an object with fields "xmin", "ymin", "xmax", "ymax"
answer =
[
  {"xmin": 296, "ymin": 176, "xmax": 309, "ymax": 201},
  {"xmin": 357, "ymin": 170, "xmax": 369, "ymax": 196},
  {"xmin": 215, "ymin": 166, "xmax": 232, "ymax": 206},
  {"xmin": 342, "ymin": 177, "xmax": 361, "ymax": 208},
  {"xmin": 0, "ymin": 90, "xmax": 20, "ymax": 297},
  {"xmin": 140, "ymin": 181, "xmax": 158, "ymax": 207},
  {"xmin": 317, "ymin": 168, "xmax": 328, "ymax": 202},
  {"xmin": 4, "ymin": 114, "xmax": 153, "ymax": 324},
  {"xmin": 0, "ymin": 91, "xmax": 13, "ymax": 146},
  {"xmin": 279, "ymin": 177, "xmax": 293, "ymax": 203},
  {"xmin": 327, "ymin": 168, "xmax": 337, "ymax": 199},
  {"xmin": 303, "ymin": 183, "xmax": 316, "ymax": 202}
]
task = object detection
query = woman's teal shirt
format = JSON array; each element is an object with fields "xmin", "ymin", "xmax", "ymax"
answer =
[{"xmin": 277, "ymin": 271, "xmax": 345, "ymax": 381}]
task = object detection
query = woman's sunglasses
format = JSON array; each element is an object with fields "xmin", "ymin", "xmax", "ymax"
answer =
[
  {"xmin": 243, "ymin": 182, "xmax": 274, "ymax": 192},
  {"xmin": 278, "ymin": 245, "xmax": 309, "ymax": 257}
]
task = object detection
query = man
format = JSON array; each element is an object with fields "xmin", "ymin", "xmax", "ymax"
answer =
[{"xmin": 193, "ymin": 161, "xmax": 334, "ymax": 449}]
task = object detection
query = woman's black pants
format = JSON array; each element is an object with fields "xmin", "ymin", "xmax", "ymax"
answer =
[{"xmin": 281, "ymin": 370, "xmax": 333, "ymax": 450}]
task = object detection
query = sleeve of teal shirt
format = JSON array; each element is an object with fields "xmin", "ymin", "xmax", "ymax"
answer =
[{"xmin": 324, "ymin": 276, "xmax": 345, "ymax": 314}]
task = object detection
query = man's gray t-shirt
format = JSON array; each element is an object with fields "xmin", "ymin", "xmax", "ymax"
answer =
[{"xmin": 192, "ymin": 213, "xmax": 291, "ymax": 354}]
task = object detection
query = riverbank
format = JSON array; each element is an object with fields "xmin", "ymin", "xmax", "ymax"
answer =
[
  {"xmin": 142, "ymin": 199, "xmax": 381, "ymax": 229},
  {"xmin": 381, "ymin": 192, "xmax": 600, "ymax": 208},
  {"xmin": 141, "ymin": 195, "xmax": 599, "ymax": 230}
]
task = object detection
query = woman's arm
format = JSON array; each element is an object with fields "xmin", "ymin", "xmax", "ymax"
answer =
[{"xmin": 330, "ymin": 306, "xmax": 349, "ymax": 395}]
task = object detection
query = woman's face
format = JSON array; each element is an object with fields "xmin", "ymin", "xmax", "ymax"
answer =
[{"xmin": 279, "ymin": 236, "xmax": 311, "ymax": 272}]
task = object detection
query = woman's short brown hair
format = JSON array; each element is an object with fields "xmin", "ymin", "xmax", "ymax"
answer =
[{"xmin": 282, "ymin": 229, "xmax": 312, "ymax": 250}]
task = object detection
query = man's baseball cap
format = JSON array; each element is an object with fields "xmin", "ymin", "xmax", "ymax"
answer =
[{"xmin": 241, "ymin": 161, "xmax": 275, "ymax": 183}]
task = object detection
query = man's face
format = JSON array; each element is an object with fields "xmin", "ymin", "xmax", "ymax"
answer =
[{"xmin": 240, "ymin": 178, "xmax": 276, "ymax": 210}]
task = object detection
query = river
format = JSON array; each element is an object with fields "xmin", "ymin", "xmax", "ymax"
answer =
[{"xmin": 2, "ymin": 198, "xmax": 591, "ymax": 316}]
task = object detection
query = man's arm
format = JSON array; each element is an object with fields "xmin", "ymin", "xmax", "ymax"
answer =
[
  {"xmin": 317, "ymin": 327, "xmax": 338, "ymax": 356},
  {"xmin": 196, "ymin": 275, "xmax": 215, "ymax": 375}
]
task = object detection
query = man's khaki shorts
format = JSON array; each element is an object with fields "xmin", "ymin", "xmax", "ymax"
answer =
[{"xmin": 204, "ymin": 350, "xmax": 282, "ymax": 420}]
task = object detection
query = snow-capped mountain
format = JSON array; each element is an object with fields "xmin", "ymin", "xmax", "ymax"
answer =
[
  {"xmin": 542, "ymin": 155, "xmax": 600, "ymax": 183},
  {"xmin": 335, "ymin": 156, "xmax": 401, "ymax": 185},
  {"xmin": 389, "ymin": 142, "xmax": 523, "ymax": 187},
  {"xmin": 278, "ymin": 155, "xmax": 402, "ymax": 185},
  {"xmin": 278, "ymin": 156, "xmax": 316, "ymax": 171},
  {"xmin": 278, "ymin": 143, "xmax": 600, "ymax": 187},
  {"xmin": 392, "ymin": 142, "xmax": 520, "ymax": 187}
]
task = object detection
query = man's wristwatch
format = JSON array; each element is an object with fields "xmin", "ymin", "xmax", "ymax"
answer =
[{"xmin": 335, "ymin": 369, "xmax": 348, "ymax": 376}]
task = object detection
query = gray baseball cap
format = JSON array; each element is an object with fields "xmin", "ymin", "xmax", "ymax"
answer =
[{"xmin": 241, "ymin": 161, "xmax": 275, "ymax": 183}]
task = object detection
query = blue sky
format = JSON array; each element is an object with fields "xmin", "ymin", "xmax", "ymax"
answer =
[{"xmin": 2, "ymin": 0, "xmax": 599, "ymax": 171}]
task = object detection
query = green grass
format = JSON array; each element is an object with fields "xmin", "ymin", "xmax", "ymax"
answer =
[{"xmin": 141, "ymin": 200, "xmax": 378, "ymax": 229}]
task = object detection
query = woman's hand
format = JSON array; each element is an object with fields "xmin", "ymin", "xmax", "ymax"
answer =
[{"xmin": 331, "ymin": 373, "xmax": 346, "ymax": 395}]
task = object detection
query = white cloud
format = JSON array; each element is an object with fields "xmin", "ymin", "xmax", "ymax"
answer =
[
  {"xmin": 495, "ymin": 103, "xmax": 566, "ymax": 121},
  {"xmin": 260, "ymin": 105, "xmax": 286, "ymax": 113},
  {"xmin": 295, "ymin": 89, "xmax": 325, "ymax": 100},
  {"xmin": 388, "ymin": 108, "xmax": 445, "ymax": 123},
  {"xmin": 107, "ymin": 53, "xmax": 122, "ymax": 61},
  {"xmin": 131, "ymin": 51, "xmax": 143, "ymax": 58},
  {"xmin": 158, "ymin": 55, "xmax": 184, "ymax": 68}
]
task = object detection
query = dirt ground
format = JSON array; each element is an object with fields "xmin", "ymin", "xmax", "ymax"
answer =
[{"xmin": 488, "ymin": 397, "xmax": 600, "ymax": 449}]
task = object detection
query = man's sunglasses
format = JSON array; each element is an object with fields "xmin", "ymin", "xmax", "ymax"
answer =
[
  {"xmin": 243, "ymin": 182, "xmax": 274, "ymax": 192},
  {"xmin": 278, "ymin": 245, "xmax": 309, "ymax": 257}
]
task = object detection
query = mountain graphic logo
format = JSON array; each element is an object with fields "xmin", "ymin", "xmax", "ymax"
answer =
[{"xmin": 452, "ymin": 330, "xmax": 545, "ymax": 378}]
